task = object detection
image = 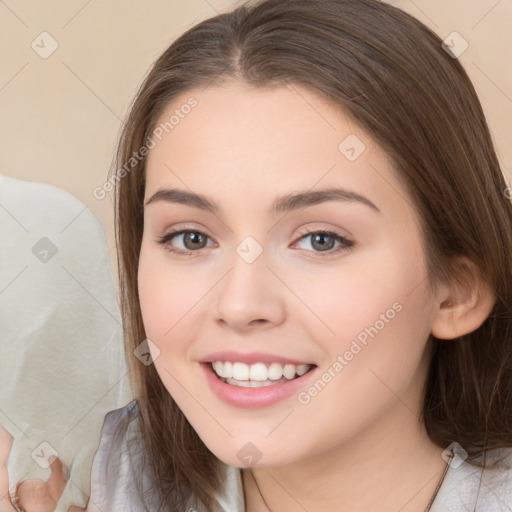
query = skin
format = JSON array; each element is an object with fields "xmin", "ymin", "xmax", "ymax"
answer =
[
  {"xmin": 138, "ymin": 81, "xmax": 495, "ymax": 512},
  {"xmin": 0, "ymin": 427, "xmax": 85, "ymax": 512}
]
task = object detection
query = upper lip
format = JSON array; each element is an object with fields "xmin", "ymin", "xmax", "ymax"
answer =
[{"xmin": 199, "ymin": 351, "xmax": 315, "ymax": 366}]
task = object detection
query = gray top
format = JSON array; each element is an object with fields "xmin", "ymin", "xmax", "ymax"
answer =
[{"xmin": 87, "ymin": 400, "xmax": 512, "ymax": 511}]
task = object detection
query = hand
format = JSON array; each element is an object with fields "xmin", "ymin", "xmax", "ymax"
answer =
[
  {"xmin": 0, "ymin": 427, "xmax": 86, "ymax": 512},
  {"xmin": 1, "ymin": 426, "xmax": 15, "ymax": 512}
]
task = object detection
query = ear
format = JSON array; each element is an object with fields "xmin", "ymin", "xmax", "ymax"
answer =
[{"xmin": 430, "ymin": 257, "xmax": 496, "ymax": 340}]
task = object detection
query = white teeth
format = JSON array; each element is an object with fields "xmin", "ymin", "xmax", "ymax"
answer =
[
  {"xmin": 232, "ymin": 362, "xmax": 250, "ymax": 380},
  {"xmin": 283, "ymin": 364, "xmax": 296, "ymax": 380},
  {"xmin": 249, "ymin": 363, "xmax": 268, "ymax": 381},
  {"xmin": 211, "ymin": 361, "xmax": 313, "ymax": 382},
  {"xmin": 268, "ymin": 362, "xmax": 283, "ymax": 380},
  {"xmin": 213, "ymin": 361, "xmax": 233, "ymax": 378},
  {"xmin": 296, "ymin": 364, "xmax": 309, "ymax": 376},
  {"xmin": 212, "ymin": 361, "xmax": 223, "ymax": 376}
]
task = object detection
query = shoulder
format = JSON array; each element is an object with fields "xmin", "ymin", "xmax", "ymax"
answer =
[
  {"xmin": 432, "ymin": 447, "xmax": 512, "ymax": 511},
  {"xmin": 92, "ymin": 399, "xmax": 141, "ymax": 464},
  {"xmin": 88, "ymin": 400, "xmax": 152, "ymax": 511},
  {"xmin": 93, "ymin": 398, "xmax": 141, "ymax": 467},
  {"xmin": 100, "ymin": 399, "xmax": 139, "ymax": 437},
  {"xmin": 90, "ymin": 400, "xmax": 246, "ymax": 512}
]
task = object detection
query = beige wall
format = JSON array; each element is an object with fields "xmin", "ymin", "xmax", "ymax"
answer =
[{"xmin": 1, "ymin": 0, "xmax": 511, "ymax": 280}]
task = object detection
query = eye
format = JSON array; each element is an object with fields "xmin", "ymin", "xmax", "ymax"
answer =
[
  {"xmin": 156, "ymin": 229, "xmax": 215, "ymax": 255},
  {"xmin": 292, "ymin": 229, "xmax": 355, "ymax": 258},
  {"xmin": 155, "ymin": 227, "xmax": 355, "ymax": 258}
]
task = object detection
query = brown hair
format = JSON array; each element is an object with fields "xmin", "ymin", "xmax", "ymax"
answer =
[{"xmin": 111, "ymin": 0, "xmax": 512, "ymax": 509}]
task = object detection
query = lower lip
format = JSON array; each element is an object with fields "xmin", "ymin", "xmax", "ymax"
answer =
[{"xmin": 200, "ymin": 363, "xmax": 317, "ymax": 409}]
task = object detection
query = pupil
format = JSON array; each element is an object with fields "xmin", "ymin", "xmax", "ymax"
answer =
[
  {"xmin": 312, "ymin": 233, "xmax": 334, "ymax": 251},
  {"xmin": 185, "ymin": 232, "xmax": 206, "ymax": 249}
]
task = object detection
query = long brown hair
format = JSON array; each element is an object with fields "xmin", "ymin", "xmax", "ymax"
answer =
[{"xmin": 111, "ymin": 0, "xmax": 512, "ymax": 509}]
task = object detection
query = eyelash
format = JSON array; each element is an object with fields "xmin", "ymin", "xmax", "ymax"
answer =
[{"xmin": 155, "ymin": 227, "xmax": 355, "ymax": 259}]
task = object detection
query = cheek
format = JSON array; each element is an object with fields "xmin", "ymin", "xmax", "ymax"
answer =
[
  {"xmin": 137, "ymin": 246, "xmax": 199, "ymax": 403},
  {"xmin": 137, "ymin": 241, "xmax": 220, "ymax": 385},
  {"xmin": 138, "ymin": 253, "xmax": 171, "ymax": 342},
  {"xmin": 289, "ymin": 239, "xmax": 433, "ymax": 405},
  {"xmin": 286, "ymin": 240, "xmax": 429, "ymax": 349},
  {"xmin": 273, "ymin": 287, "xmax": 433, "ymax": 463},
  {"xmin": 293, "ymin": 246, "xmax": 433, "ymax": 420},
  {"xmin": 137, "ymin": 243, "xmax": 199, "ymax": 346}
]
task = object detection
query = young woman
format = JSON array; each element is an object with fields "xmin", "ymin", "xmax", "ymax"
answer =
[{"xmin": 86, "ymin": 0, "xmax": 512, "ymax": 510}]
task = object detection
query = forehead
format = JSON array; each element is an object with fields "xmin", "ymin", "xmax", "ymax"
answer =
[
  {"xmin": 143, "ymin": 81, "xmax": 409, "ymax": 218},
  {"xmin": 149, "ymin": 81, "xmax": 357, "ymax": 159}
]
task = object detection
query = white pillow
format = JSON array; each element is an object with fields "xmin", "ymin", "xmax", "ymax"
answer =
[{"xmin": 0, "ymin": 174, "xmax": 133, "ymax": 512}]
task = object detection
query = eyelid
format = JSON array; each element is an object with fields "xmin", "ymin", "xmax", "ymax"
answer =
[
  {"xmin": 157, "ymin": 223, "xmax": 216, "ymax": 243},
  {"xmin": 294, "ymin": 223, "xmax": 352, "ymax": 241},
  {"xmin": 155, "ymin": 224, "xmax": 355, "ymax": 257},
  {"xmin": 157, "ymin": 222, "xmax": 350, "ymax": 241}
]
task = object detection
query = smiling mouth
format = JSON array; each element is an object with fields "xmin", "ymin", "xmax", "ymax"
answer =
[{"xmin": 208, "ymin": 361, "xmax": 316, "ymax": 388}]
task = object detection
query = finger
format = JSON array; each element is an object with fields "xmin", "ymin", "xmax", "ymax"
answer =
[
  {"xmin": 47, "ymin": 456, "xmax": 68, "ymax": 500},
  {"xmin": 0, "ymin": 467, "xmax": 10, "ymax": 502},
  {"xmin": 0, "ymin": 495, "xmax": 17, "ymax": 512},
  {"xmin": 0, "ymin": 428, "xmax": 15, "ymax": 511},
  {"xmin": 67, "ymin": 507, "xmax": 87, "ymax": 512},
  {"xmin": 0, "ymin": 458, "xmax": 11, "ymax": 506},
  {"xmin": 0, "ymin": 479, "xmax": 17, "ymax": 512},
  {"xmin": 0, "ymin": 428, "xmax": 13, "ymax": 466}
]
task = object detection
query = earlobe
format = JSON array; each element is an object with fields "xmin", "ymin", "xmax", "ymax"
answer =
[{"xmin": 430, "ymin": 259, "xmax": 496, "ymax": 340}]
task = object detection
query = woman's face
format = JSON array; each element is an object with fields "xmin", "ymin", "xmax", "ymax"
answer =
[{"xmin": 138, "ymin": 81, "xmax": 439, "ymax": 468}]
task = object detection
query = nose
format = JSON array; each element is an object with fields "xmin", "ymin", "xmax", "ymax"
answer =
[{"xmin": 213, "ymin": 245, "xmax": 286, "ymax": 333}]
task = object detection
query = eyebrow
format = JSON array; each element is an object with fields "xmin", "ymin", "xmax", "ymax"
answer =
[{"xmin": 144, "ymin": 187, "xmax": 381, "ymax": 215}]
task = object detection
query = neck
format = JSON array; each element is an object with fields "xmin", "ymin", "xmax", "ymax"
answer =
[{"xmin": 243, "ymin": 389, "xmax": 448, "ymax": 512}]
